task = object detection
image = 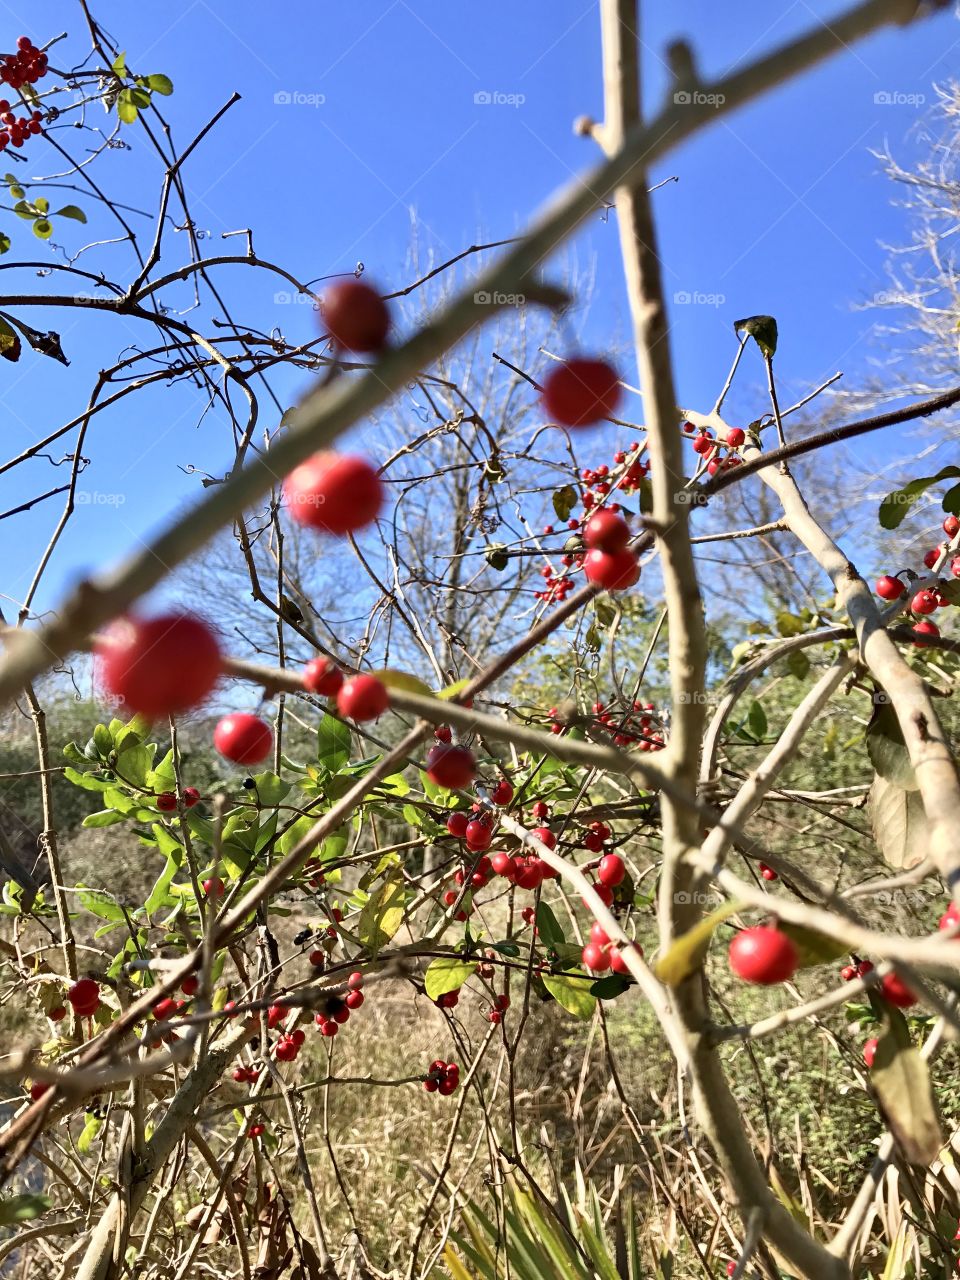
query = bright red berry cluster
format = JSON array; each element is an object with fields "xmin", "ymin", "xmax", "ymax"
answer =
[
  {"xmin": 1, "ymin": 37, "xmax": 47, "ymax": 90},
  {"xmin": 684, "ymin": 420, "xmax": 745, "ymax": 476},
  {"xmin": 874, "ymin": 511, "xmax": 960, "ymax": 644},
  {"xmin": 424, "ymin": 1058, "xmax": 460, "ymax": 1094},
  {"xmin": 581, "ymin": 920, "xmax": 642, "ymax": 974},
  {"xmin": 0, "ymin": 103, "xmax": 42, "ymax": 151}
]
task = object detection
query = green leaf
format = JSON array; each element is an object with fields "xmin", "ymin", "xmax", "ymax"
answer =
[
  {"xmin": 534, "ymin": 902, "xmax": 565, "ymax": 948},
  {"xmin": 0, "ymin": 1193, "xmax": 50, "ymax": 1225},
  {"xmin": 144, "ymin": 845, "xmax": 183, "ymax": 916},
  {"xmin": 786, "ymin": 649, "xmax": 810, "ymax": 680},
  {"xmin": 112, "ymin": 51, "xmax": 127, "ymax": 76},
  {"xmin": 78, "ymin": 888, "xmax": 126, "ymax": 922},
  {"xmin": 317, "ymin": 713, "xmax": 351, "ymax": 773},
  {"xmin": 145, "ymin": 73, "xmax": 173, "ymax": 95},
  {"xmin": 77, "ymin": 1113, "xmax": 103, "ymax": 1155},
  {"xmin": 33, "ymin": 197, "xmax": 47, "ymax": 214},
  {"xmin": 733, "ymin": 314, "xmax": 778, "ymax": 359},
  {"xmin": 866, "ymin": 697, "xmax": 916, "ymax": 790},
  {"xmin": 53, "ymin": 204, "xmax": 87, "ymax": 224},
  {"xmin": 116, "ymin": 89, "xmax": 140, "ymax": 124},
  {"xmin": 250, "ymin": 772, "xmax": 290, "ymax": 806},
  {"xmin": 590, "ymin": 973, "xmax": 630, "ymax": 1000},
  {"xmin": 12, "ymin": 199, "xmax": 34, "ymax": 220},
  {"xmin": 775, "ymin": 610, "xmax": 805, "ymax": 638},
  {"xmin": 746, "ymin": 699, "xmax": 767, "ymax": 740},
  {"xmin": 375, "ymin": 668, "xmax": 431, "ymax": 696},
  {"xmin": 357, "ymin": 877, "xmax": 405, "ymax": 954},
  {"xmin": 552, "ymin": 485, "xmax": 578, "ymax": 521},
  {"xmin": 129, "ymin": 86, "xmax": 151, "ymax": 109},
  {"xmin": 82, "ymin": 810, "xmax": 125, "ymax": 829},
  {"xmin": 879, "ymin": 466, "xmax": 960, "ymax": 530},
  {"xmin": 872, "ymin": 1013, "xmax": 943, "ymax": 1165},
  {"xmin": 0, "ymin": 233, "xmax": 10, "ymax": 255},
  {"xmin": 424, "ymin": 956, "xmax": 478, "ymax": 1000},
  {"xmin": 485, "ymin": 543, "xmax": 509, "ymax": 571},
  {"xmin": 778, "ymin": 922, "xmax": 848, "ymax": 969},
  {"xmin": 542, "ymin": 973, "xmax": 596, "ymax": 1020},
  {"xmin": 655, "ymin": 900, "xmax": 742, "ymax": 986},
  {"xmin": 31, "ymin": 219, "xmax": 52, "ymax": 240},
  {"xmin": 438, "ymin": 677, "xmax": 471, "ymax": 701}
]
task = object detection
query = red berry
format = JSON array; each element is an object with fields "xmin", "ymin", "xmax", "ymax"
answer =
[
  {"xmin": 728, "ymin": 926, "xmax": 798, "ymax": 985},
  {"xmin": 725, "ymin": 427, "xmax": 745, "ymax": 447},
  {"xmin": 267, "ymin": 1004, "xmax": 285, "ymax": 1029},
  {"xmin": 214, "ymin": 714, "xmax": 273, "ymax": 765},
  {"xmin": 181, "ymin": 976, "xmax": 199, "ymax": 997},
  {"xmin": 587, "ymin": 883, "xmax": 614, "ymax": 907},
  {"xmin": 285, "ymin": 452, "xmax": 383, "ymax": 535},
  {"xmin": 583, "ymin": 831, "xmax": 604, "ymax": 853},
  {"xmin": 347, "ymin": 972, "xmax": 364, "ymax": 990},
  {"xmin": 153, "ymin": 997, "xmax": 176, "ymax": 1021},
  {"xmin": 584, "ymin": 510, "xmax": 631, "ymax": 554},
  {"xmin": 303, "ymin": 656, "xmax": 344, "ymax": 696},
  {"xmin": 944, "ymin": 515, "xmax": 960, "ymax": 538},
  {"xmin": 584, "ymin": 548, "xmax": 640, "ymax": 592},
  {"xmin": 530, "ymin": 826, "xmax": 556, "ymax": 850},
  {"xmin": 759, "ymin": 863, "xmax": 777, "ymax": 881},
  {"xmin": 425, "ymin": 744, "xmax": 476, "ymax": 790},
  {"xmin": 67, "ymin": 978, "xmax": 100, "ymax": 1016},
  {"xmin": 446, "ymin": 811, "xmax": 469, "ymax": 838},
  {"xmin": 49, "ymin": 1005, "xmax": 66, "ymax": 1021},
  {"xmin": 863, "ymin": 1037, "xmax": 878, "ymax": 1068},
  {"xmin": 597, "ymin": 854, "xmax": 625, "ymax": 888},
  {"xmin": 156, "ymin": 792, "xmax": 177, "ymax": 812},
  {"xmin": 308, "ymin": 949, "xmax": 326, "ymax": 967},
  {"xmin": 247, "ymin": 1123, "xmax": 265, "ymax": 1139},
  {"xmin": 321, "ymin": 278, "xmax": 391, "ymax": 353},
  {"xmin": 590, "ymin": 920, "xmax": 611, "ymax": 946},
  {"xmin": 491, "ymin": 779, "xmax": 513, "ymax": 806},
  {"xmin": 923, "ymin": 547, "xmax": 941, "ymax": 569},
  {"xmin": 542, "ymin": 358, "xmax": 622, "ymax": 427},
  {"xmin": 434, "ymin": 724, "xmax": 452, "ymax": 743},
  {"xmin": 465, "ymin": 819, "xmax": 492, "ymax": 852},
  {"xmin": 531, "ymin": 800, "xmax": 549, "ymax": 819},
  {"xmin": 337, "ymin": 673, "xmax": 389, "ymax": 721},
  {"xmin": 203, "ymin": 876, "xmax": 225, "ymax": 898},
  {"xmin": 183, "ymin": 787, "xmax": 201, "ymax": 808},
  {"xmin": 490, "ymin": 851, "xmax": 514, "ymax": 878},
  {"xmin": 875, "ymin": 575, "xmax": 905, "ymax": 601},
  {"xmin": 582, "ymin": 942, "xmax": 611, "ymax": 971},
  {"xmin": 487, "ymin": 1009, "xmax": 502, "ymax": 1024},
  {"xmin": 840, "ymin": 965, "xmax": 856, "ymax": 981},
  {"xmin": 30, "ymin": 1081, "xmax": 48, "ymax": 1101},
  {"xmin": 345, "ymin": 989, "xmax": 364, "ymax": 1009},
  {"xmin": 880, "ymin": 972, "xmax": 917, "ymax": 1008},
  {"xmin": 513, "ymin": 858, "xmax": 543, "ymax": 890},
  {"xmin": 911, "ymin": 589, "xmax": 938, "ymax": 616},
  {"xmin": 609, "ymin": 942, "xmax": 643, "ymax": 975},
  {"xmin": 96, "ymin": 613, "xmax": 221, "ymax": 718},
  {"xmin": 912, "ymin": 619, "xmax": 940, "ymax": 645}
]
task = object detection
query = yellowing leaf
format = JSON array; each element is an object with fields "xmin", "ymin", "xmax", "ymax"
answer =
[
  {"xmin": 542, "ymin": 973, "xmax": 596, "ymax": 1020},
  {"xmin": 424, "ymin": 956, "xmax": 477, "ymax": 1001},
  {"xmin": 655, "ymin": 900, "xmax": 742, "ymax": 986},
  {"xmin": 374, "ymin": 669, "xmax": 433, "ymax": 697},
  {"xmin": 873, "ymin": 1017, "xmax": 943, "ymax": 1166},
  {"xmin": 357, "ymin": 877, "xmax": 405, "ymax": 954}
]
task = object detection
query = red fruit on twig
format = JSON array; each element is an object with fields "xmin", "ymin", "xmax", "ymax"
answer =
[
  {"xmin": 214, "ymin": 714, "xmax": 273, "ymax": 765},
  {"xmin": 728, "ymin": 926, "xmax": 797, "ymax": 985},
  {"xmin": 96, "ymin": 613, "xmax": 221, "ymax": 718},
  {"xmin": 321, "ymin": 279, "xmax": 391, "ymax": 353},
  {"xmin": 542, "ymin": 358, "xmax": 622, "ymax": 427},
  {"xmin": 284, "ymin": 452, "xmax": 383, "ymax": 535}
]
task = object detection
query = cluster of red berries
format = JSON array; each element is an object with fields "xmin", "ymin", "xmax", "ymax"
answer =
[
  {"xmin": 486, "ymin": 993, "xmax": 510, "ymax": 1023},
  {"xmin": 1, "ymin": 37, "xmax": 48, "ymax": 90},
  {"xmin": 232, "ymin": 1064, "xmax": 261, "ymax": 1084},
  {"xmin": 535, "ymin": 488, "xmax": 641, "ymax": 605},
  {"xmin": 445, "ymin": 808, "xmax": 495, "ymax": 853},
  {"xmin": 275, "ymin": 1027, "xmax": 307, "ymax": 1060},
  {"xmin": 0, "ymin": 104, "xmax": 42, "ymax": 150},
  {"xmin": 581, "ymin": 920, "xmax": 642, "ymax": 974},
  {"xmin": 424, "ymin": 1058, "xmax": 460, "ymax": 1094},
  {"xmin": 684, "ymin": 421, "xmax": 745, "ymax": 476},
  {"xmin": 875, "ymin": 513, "xmax": 960, "ymax": 644},
  {"xmin": 561, "ymin": 695, "xmax": 666, "ymax": 752}
]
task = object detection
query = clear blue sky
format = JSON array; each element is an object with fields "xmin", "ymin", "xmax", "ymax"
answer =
[{"xmin": 2, "ymin": 0, "xmax": 957, "ymax": 618}]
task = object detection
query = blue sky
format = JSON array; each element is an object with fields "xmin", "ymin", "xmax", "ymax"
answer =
[{"xmin": 2, "ymin": 0, "xmax": 958, "ymax": 619}]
